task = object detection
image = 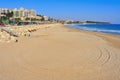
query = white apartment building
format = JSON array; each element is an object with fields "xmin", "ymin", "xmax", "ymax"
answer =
[
  {"xmin": 0, "ymin": 8, "xmax": 12, "ymax": 14},
  {"xmin": 0, "ymin": 8, "xmax": 12, "ymax": 17},
  {"xmin": 0, "ymin": 7, "xmax": 36, "ymax": 20},
  {"xmin": 13, "ymin": 7, "xmax": 36, "ymax": 18}
]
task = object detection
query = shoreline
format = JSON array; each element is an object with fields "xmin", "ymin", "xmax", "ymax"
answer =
[
  {"xmin": 64, "ymin": 24, "xmax": 120, "ymax": 49},
  {"xmin": 65, "ymin": 24, "xmax": 120, "ymax": 37},
  {"xmin": 0, "ymin": 23, "xmax": 120, "ymax": 80}
]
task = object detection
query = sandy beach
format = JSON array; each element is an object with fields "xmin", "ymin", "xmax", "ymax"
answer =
[{"xmin": 0, "ymin": 23, "xmax": 120, "ymax": 80}]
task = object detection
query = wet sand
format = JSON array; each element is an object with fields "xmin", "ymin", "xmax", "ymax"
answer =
[{"xmin": 0, "ymin": 24, "xmax": 120, "ymax": 80}]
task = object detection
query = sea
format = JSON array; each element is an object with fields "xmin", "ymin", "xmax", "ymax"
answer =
[{"xmin": 66, "ymin": 24, "xmax": 120, "ymax": 36}]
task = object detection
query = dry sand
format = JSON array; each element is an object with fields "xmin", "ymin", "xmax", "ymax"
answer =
[{"xmin": 0, "ymin": 24, "xmax": 120, "ymax": 80}]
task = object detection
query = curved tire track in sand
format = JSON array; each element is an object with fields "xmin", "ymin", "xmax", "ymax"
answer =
[
  {"xmin": 14, "ymin": 47, "xmax": 113, "ymax": 73},
  {"xmin": 96, "ymin": 47, "xmax": 112, "ymax": 66},
  {"xmin": 102, "ymin": 48, "xmax": 111, "ymax": 65},
  {"xmin": 96, "ymin": 49, "xmax": 103, "ymax": 61}
]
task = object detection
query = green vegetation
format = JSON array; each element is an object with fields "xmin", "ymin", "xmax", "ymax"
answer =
[{"xmin": 0, "ymin": 11, "xmax": 13, "ymax": 24}]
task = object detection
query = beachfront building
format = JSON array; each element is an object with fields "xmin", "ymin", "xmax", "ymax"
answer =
[
  {"xmin": 0, "ymin": 8, "xmax": 12, "ymax": 14},
  {"xmin": 13, "ymin": 7, "xmax": 36, "ymax": 21},
  {"xmin": 0, "ymin": 7, "xmax": 36, "ymax": 19},
  {"xmin": 0, "ymin": 8, "xmax": 12, "ymax": 17},
  {"xmin": 0, "ymin": 7, "xmax": 44, "ymax": 25},
  {"xmin": 0, "ymin": 7, "xmax": 48, "ymax": 23}
]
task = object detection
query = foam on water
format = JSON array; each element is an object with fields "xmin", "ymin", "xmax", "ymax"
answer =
[{"xmin": 67, "ymin": 24, "xmax": 120, "ymax": 35}]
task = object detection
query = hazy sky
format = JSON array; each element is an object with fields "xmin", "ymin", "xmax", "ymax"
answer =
[{"xmin": 0, "ymin": 0, "xmax": 120, "ymax": 23}]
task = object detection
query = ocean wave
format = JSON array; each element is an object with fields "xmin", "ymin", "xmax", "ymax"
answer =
[
  {"xmin": 67, "ymin": 26, "xmax": 120, "ymax": 34},
  {"xmin": 78, "ymin": 27, "xmax": 120, "ymax": 33}
]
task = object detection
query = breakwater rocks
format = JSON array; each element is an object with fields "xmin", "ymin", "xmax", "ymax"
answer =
[
  {"xmin": 0, "ymin": 29, "xmax": 16, "ymax": 43},
  {"xmin": 0, "ymin": 25, "xmax": 41, "ymax": 43}
]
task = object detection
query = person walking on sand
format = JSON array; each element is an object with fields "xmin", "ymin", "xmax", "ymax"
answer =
[{"xmin": 15, "ymin": 39, "xmax": 18, "ymax": 42}]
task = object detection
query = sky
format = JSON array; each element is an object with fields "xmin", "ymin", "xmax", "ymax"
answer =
[{"xmin": 0, "ymin": 0, "xmax": 120, "ymax": 23}]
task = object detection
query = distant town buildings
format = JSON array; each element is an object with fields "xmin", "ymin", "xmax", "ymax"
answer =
[
  {"xmin": 43, "ymin": 16, "xmax": 49, "ymax": 21},
  {"xmin": 63, "ymin": 20, "xmax": 111, "ymax": 24}
]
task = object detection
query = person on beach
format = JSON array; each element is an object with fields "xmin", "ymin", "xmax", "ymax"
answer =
[{"xmin": 15, "ymin": 39, "xmax": 18, "ymax": 42}]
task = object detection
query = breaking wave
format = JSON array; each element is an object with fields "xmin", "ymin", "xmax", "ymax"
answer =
[{"xmin": 67, "ymin": 24, "xmax": 120, "ymax": 35}]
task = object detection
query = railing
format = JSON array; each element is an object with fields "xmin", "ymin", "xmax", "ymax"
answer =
[{"xmin": 0, "ymin": 27, "xmax": 19, "ymax": 37}]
